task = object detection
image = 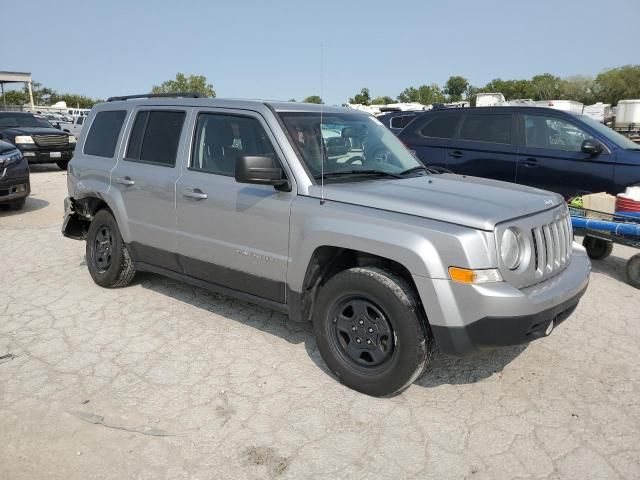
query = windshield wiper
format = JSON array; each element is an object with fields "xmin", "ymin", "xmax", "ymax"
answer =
[
  {"xmin": 314, "ymin": 169, "xmax": 403, "ymax": 179},
  {"xmin": 400, "ymin": 165, "xmax": 429, "ymax": 176}
]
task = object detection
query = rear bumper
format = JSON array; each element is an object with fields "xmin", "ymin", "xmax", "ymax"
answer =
[{"xmin": 414, "ymin": 243, "xmax": 591, "ymax": 356}]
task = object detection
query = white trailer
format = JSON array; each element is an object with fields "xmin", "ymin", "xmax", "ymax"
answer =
[
  {"xmin": 615, "ymin": 99, "xmax": 640, "ymax": 130},
  {"xmin": 476, "ymin": 93, "xmax": 506, "ymax": 107},
  {"xmin": 535, "ymin": 100, "xmax": 584, "ymax": 114},
  {"xmin": 583, "ymin": 102, "xmax": 612, "ymax": 123}
]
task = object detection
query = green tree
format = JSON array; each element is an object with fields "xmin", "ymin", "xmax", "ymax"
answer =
[
  {"xmin": 530, "ymin": 73, "xmax": 563, "ymax": 100},
  {"xmin": 349, "ymin": 88, "xmax": 371, "ymax": 105},
  {"xmin": 397, "ymin": 84, "xmax": 445, "ymax": 105},
  {"xmin": 302, "ymin": 95, "xmax": 323, "ymax": 104},
  {"xmin": 371, "ymin": 96, "xmax": 395, "ymax": 105},
  {"xmin": 152, "ymin": 73, "xmax": 216, "ymax": 97},
  {"xmin": 444, "ymin": 76, "xmax": 469, "ymax": 101},
  {"xmin": 287, "ymin": 98, "xmax": 297, "ymax": 102},
  {"xmin": 594, "ymin": 65, "xmax": 640, "ymax": 105},
  {"xmin": 481, "ymin": 78, "xmax": 534, "ymax": 100},
  {"xmin": 559, "ymin": 75, "xmax": 596, "ymax": 105}
]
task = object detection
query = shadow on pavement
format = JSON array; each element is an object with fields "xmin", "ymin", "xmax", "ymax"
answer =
[
  {"xmin": 29, "ymin": 164, "xmax": 63, "ymax": 173},
  {"xmin": 0, "ymin": 196, "xmax": 49, "ymax": 216},
  {"xmin": 589, "ymin": 254, "xmax": 630, "ymax": 285},
  {"xmin": 135, "ymin": 271, "xmax": 528, "ymax": 390}
]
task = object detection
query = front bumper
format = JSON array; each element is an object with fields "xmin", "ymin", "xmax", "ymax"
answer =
[
  {"xmin": 414, "ymin": 243, "xmax": 591, "ymax": 356},
  {"xmin": 0, "ymin": 163, "xmax": 30, "ymax": 204},
  {"xmin": 16, "ymin": 144, "xmax": 74, "ymax": 164}
]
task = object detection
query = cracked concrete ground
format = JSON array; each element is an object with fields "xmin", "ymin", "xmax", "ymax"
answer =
[{"xmin": 1, "ymin": 166, "xmax": 639, "ymax": 480}]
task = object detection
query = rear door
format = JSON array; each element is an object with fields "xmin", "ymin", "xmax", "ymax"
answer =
[
  {"xmin": 399, "ymin": 112, "xmax": 462, "ymax": 168},
  {"xmin": 445, "ymin": 111, "xmax": 517, "ymax": 182},
  {"xmin": 516, "ymin": 113, "xmax": 615, "ymax": 197},
  {"xmin": 175, "ymin": 109, "xmax": 294, "ymax": 303},
  {"xmin": 110, "ymin": 107, "xmax": 188, "ymax": 269}
]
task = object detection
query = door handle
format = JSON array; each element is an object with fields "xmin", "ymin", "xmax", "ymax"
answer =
[
  {"xmin": 182, "ymin": 188, "xmax": 208, "ymax": 200},
  {"xmin": 522, "ymin": 158, "xmax": 538, "ymax": 167},
  {"xmin": 449, "ymin": 150, "xmax": 464, "ymax": 159},
  {"xmin": 116, "ymin": 176, "xmax": 135, "ymax": 186}
]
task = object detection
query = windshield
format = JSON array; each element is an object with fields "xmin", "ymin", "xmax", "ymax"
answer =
[
  {"xmin": 0, "ymin": 113, "xmax": 53, "ymax": 129},
  {"xmin": 278, "ymin": 112, "xmax": 424, "ymax": 181},
  {"xmin": 575, "ymin": 114, "xmax": 640, "ymax": 150}
]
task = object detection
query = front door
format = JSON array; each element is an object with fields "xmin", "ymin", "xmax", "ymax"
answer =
[
  {"xmin": 516, "ymin": 113, "xmax": 615, "ymax": 198},
  {"xmin": 176, "ymin": 109, "xmax": 294, "ymax": 303},
  {"xmin": 111, "ymin": 107, "xmax": 188, "ymax": 269}
]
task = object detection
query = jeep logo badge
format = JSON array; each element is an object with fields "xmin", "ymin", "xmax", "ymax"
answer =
[{"xmin": 544, "ymin": 199, "xmax": 554, "ymax": 206}]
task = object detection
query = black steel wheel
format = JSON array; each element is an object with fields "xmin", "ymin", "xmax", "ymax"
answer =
[
  {"xmin": 314, "ymin": 267, "xmax": 431, "ymax": 397},
  {"xmin": 626, "ymin": 254, "xmax": 640, "ymax": 289},
  {"xmin": 329, "ymin": 297, "xmax": 394, "ymax": 368},
  {"xmin": 583, "ymin": 236, "xmax": 613, "ymax": 260},
  {"xmin": 86, "ymin": 209, "xmax": 136, "ymax": 288},
  {"xmin": 92, "ymin": 224, "xmax": 114, "ymax": 273}
]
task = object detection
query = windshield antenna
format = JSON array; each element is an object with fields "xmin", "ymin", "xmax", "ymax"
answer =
[{"xmin": 319, "ymin": 43, "xmax": 325, "ymax": 205}]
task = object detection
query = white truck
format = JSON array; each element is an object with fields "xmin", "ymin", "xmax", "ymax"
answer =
[
  {"xmin": 583, "ymin": 102, "xmax": 613, "ymax": 124},
  {"xmin": 58, "ymin": 115, "xmax": 87, "ymax": 139}
]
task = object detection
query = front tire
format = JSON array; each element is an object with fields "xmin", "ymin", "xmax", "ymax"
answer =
[
  {"xmin": 56, "ymin": 160, "xmax": 69, "ymax": 171},
  {"xmin": 626, "ymin": 254, "xmax": 640, "ymax": 289},
  {"xmin": 313, "ymin": 267, "xmax": 431, "ymax": 397},
  {"xmin": 86, "ymin": 209, "xmax": 136, "ymax": 288}
]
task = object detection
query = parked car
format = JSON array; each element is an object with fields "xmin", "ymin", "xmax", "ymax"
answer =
[
  {"xmin": 399, "ymin": 106, "xmax": 640, "ymax": 198},
  {"xmin": 62, "ymin": 95, "xmax": 590, "ymax": 397},
  {"xmin": 376, "ymin": 111, "xmax": 421, "ymax": 135},
  {"xmin": 0, "ymin": 112, "xmax": 76, "ymax": 170},
  {"xmin": 0, "ymin": 140, "xmax": 30, "ymax": 210},
  {"xmin": 58, "ymin": 115, "xmax": 87, "ymax": 139}
]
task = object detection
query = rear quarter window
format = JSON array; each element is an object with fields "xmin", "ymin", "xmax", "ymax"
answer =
[{"xmin": 83, "ymin": 110, "xmax": 127, "ymax": 158}]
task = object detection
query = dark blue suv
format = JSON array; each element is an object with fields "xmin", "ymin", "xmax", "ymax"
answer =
[{"xmin": 398, "ymin": 106, "xmax": 640, "ymax": 198}]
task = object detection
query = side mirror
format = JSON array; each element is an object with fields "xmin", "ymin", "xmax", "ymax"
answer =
[
  {"xmin": 235, "ymin": 155, "xmax": 290, "ymax": 191},
  {"xmin": 581, "ymin": 139, "xmax": 603, "ymax": 156}
]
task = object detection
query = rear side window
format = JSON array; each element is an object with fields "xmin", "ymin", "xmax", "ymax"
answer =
[
  {"xmin": 459, "ymin": 114, "xmax": 512, "ymax": 144},
  {"xmin": 83, "ymin": 110, "xmax": 126, "ymax": 158},
  {"xmin": 419, "ymin": 114, "xmax": 460, "ymax": 139},
  {"xmin": 390, "ymin": 115, "xmax": 415, "ymax": 129},
  {"xmin": 126, "ymin": 110, "xmax": 186, "ymax": 167}
]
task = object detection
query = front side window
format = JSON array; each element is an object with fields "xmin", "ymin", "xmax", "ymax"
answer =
[
  {"xmin": 190, "ymin": 114, "xmax": 276, "ymax": 176},
  {"xmin": 419, "ymin": 114, "xmax": 460, "ymax": 139},
  {"xmin": 278, "ymin": 112, "xmax": 423, "ymax": 182},
  {"xmin": 460, "ymin": 114, "xmax": 512, "ymax": 144},
  {"xmin": 83, "ymin": 110, "xmax": 127, "ymax": 158},
  {"xmin": 126, "ymin": 110, "xmax": 185, "ymax": 167},
  {"xmin": 523, "ymin": 115, "xmax": 592, "ymax": 152}
]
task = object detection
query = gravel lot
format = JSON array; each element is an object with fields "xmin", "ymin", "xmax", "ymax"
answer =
[{"xmin": 1, "ymin": 166, "xmax": 639, "ymax": 480}]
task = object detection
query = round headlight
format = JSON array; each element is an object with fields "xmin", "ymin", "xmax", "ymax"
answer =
[{"xmin": 501, "ymin": 228, "xmax": 522, "ymax": 270}]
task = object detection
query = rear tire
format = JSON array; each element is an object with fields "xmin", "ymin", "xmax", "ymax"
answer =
[
  {"xmin": 313, "ymin": 267, "xmax": 431, "ymax": 397},
  {"xmin": 583, "ymin": 236, "xmax": 613, "ymax": 260},
  {"xmin": 626, "ymin": 254, "xmax": 640, "ymax": 289},
  {"xmin": 86, "ymin": 209, "xmax": 136, "ymax": 288},
  {"xmin": 56, "ymin": 160, "xmax": 69, "ymax": 171}
]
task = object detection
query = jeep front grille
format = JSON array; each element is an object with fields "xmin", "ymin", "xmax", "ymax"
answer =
[
  {"xmin": 32, "ymin": 135, "xmax": 69, "ymax": 147},
  {"xmin": 531, "ymin": 213, "xmax": 572, "ymax": 280}
]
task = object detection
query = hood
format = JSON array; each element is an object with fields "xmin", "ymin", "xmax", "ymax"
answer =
[
  {"xmin": 308, "ymin": 174, "xmax": 564, "ymax": 231},
  {"xmin": 0, "ymin": 139, "xmax": 18, "ymax": 154},
  {"xmin": 1, "ymin": 126, "xmax": 66, "ymax": 137}
]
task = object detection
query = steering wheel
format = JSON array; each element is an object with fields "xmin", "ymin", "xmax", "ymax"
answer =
[{"xmin": 345, "ymin": 156, "xmax": 365, "ymax": 165}]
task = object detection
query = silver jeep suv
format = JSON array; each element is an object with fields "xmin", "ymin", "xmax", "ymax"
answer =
[{"xmin": 63, "ymin": 94, "xmax": 590, "ymax": 396}]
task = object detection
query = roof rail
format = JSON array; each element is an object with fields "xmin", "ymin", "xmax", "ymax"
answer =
[{"xmin": 106, "ymin": 92, "xmax": 206, "ymax": 102}]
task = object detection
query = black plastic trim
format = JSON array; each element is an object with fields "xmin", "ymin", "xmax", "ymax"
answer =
[{"xmin": 431, "ymin": 283, "xmax": 588, "ymax": 356}]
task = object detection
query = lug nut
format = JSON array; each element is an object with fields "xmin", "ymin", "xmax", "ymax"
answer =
[
  {"xmin": 358, "ymin": 320, "xmax": 364, "ymax": 325},
  {"xmin": 356, "ymin": 338, "xmax": 362, "ymax": 344},
  {"xmin": 366, "ymin": 339, "xmax": 372, "ymax": 345},
  {"xmin": 351, "ymin": 326, "xmax": 356, "ymax": 332},
  {"xmin": 368, "ymin": 328, "xmax": 373, "ymax": 333}
]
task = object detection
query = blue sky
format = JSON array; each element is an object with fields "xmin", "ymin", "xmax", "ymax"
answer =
[{"xmin": 3, "ymin": 0, "xmax": 639, "ymax": 104}]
